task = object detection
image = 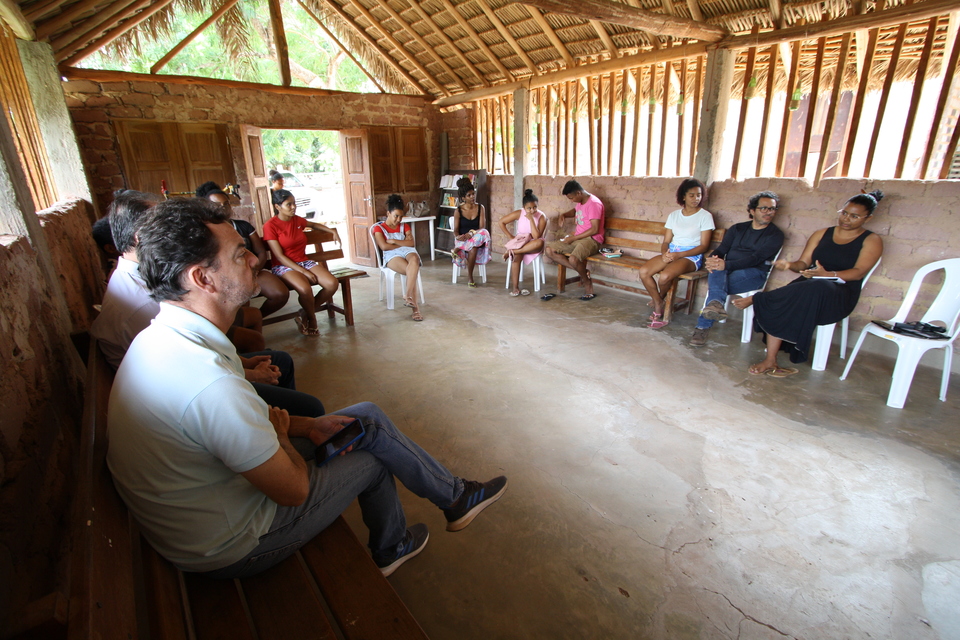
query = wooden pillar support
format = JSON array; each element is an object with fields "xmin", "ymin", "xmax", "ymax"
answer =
[
  {"xmin": 513, "ymin": 87, "xmax": 529, "ymax": 209},
  {"xmin": 692, "ymin": 49, "xmax": 734, "ymax": 185}
]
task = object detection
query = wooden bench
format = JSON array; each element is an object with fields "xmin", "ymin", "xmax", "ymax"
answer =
[
  {"xmin": 555, "ymin": 218, "xmax": 724, "ymax": 322},
  {"xmin": 261, "ymin": 227, "xmax": 369, "ymax": 327},
  {"xmin": 63, "ymin": 339, "xmax": 428, "ymax": 640}
]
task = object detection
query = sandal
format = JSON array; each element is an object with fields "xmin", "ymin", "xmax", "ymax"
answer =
[
  {"xmin": 749, "ymin": 364, "xmax": 776, "ymax": 375},
  {"xmin": 647, "ymin": 319, "xmax": 669, "ymax": 329},
  {"xmin": 411, "ymin": 310, "xmax": 424, "ymax": 321},
  {"xmin": 509, "ymin": 290, "xmax": 521, "ymax": 297},
  {"xmin": 295, "ymin": 317, "xmax": 320, "ymax": 336},
  {"xmin": 648, "ymin": 311, "xmax": 663, "ymax": 322},
  {"xmin": 403, "ymin": 296, "xmax": 416, "ymax": 308},
  {"xmin": 541, "ymin": 293, "xmax": 556, "ymax": 301},
  {"xmin": 580, "ymin": 293, "xmax": 596, "ymax": 301},
  {"xmin": 766, "ymin": 367, "xmax": 799, "ymax": 378},
  {"xmin": 520, "ymin": 289, "xmax": 531, "ymax": 296},
  {"xmin": 468, "ymin": 282, "xmax": 477, "ymax": 288}
]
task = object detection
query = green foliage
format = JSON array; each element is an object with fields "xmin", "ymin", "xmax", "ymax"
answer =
[
  {"xmin": 262, "ymin": 129, "xmax": 339, "ymax": 173},
  {"xmin": 84, "ymin": 0, "xmax": 375, "ymax": 93}
]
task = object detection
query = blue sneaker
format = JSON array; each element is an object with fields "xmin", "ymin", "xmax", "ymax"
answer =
[
  {"xmin": 376, "ymin": 523, "xmax": 429, "ymax": 576},
  {"xmin": 444, "ymin": 476, "xmax": 508, "ymax": 532}
]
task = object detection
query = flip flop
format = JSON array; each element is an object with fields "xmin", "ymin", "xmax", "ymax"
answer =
[
  {"xmin": 520, "ymin": 289, "xmax": 531, "ymax": 296},
  {"xmin": 412, "ymin": 310, "xmax": 424, "ymax": 321},
  {"xmin": 509, "ymin": 291, "xmax": 521, "ymax": 297},
  {"xmin": 648, "ymin": 311, "xmax": 663, "ymax": 322},
  {"xmin": 295, "ymin": 317, "xmax": 320, "ymax": 336},
  {"xmin": 766, "ymin": 367, "xmax": 799, "ymax": 378},
  {"xmin": 541, "ymin": 293, "xmax": 556, "ymax": 301},
  {"xmin": 403, "ymin": 297, "xmax": 416, "ymax": 308},
  {"xmin": 580, "ymin": 293, "xmax": 596, "ymax": 301},
  {"xmin": 647, "ymin": 319, "xmax": 669, "ymax": 329},
  {"xmin": 468, "ymin": 282, "xmax": 477, "ymax": 288},
  {"xmin": 749, "ymin": 364, "xmax": 776, "ymax": 375}
]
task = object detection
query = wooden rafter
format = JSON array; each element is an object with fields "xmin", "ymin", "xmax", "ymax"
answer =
[
  {"xmin": 297, "ymin": 0, "xmax": 385, "ymax": 91},
  {"xmin": 896, "ymin": 15, "xmax": 938, "ymax": 178},
  {"xmin": 59, "ymin": 0, "xmax": 179, "ymax": 66},
  {"xmin": 0, "ymin": 0, "xmax": 34, "ymax": 38},
  {"xmin": 360, "ymin": 0, "xmax": 467, "ymax": 91},
  {"xmin": 686, "ymin": 0, "xmax": 703, "ymax": 23},
  {"xmin": 590, "ymin": 20, "xmax": 619, "ymax": 58},
  {"xmin": 526, "ymin": 6, "xmax": 574, "ymax": 68},
  {"xmin": 49, "ymin": 0, "xmax": 138, "ymax": 52},
  {"xmin": 402, "ymin": 0, "xmax": 490, "ymax": 87},
  {"xmin": 267, "ymin": 0, "xmax": 292, "ymax": 86},
  {"xmin": 35, "ymin": 0, "xmax": 110, "ymax": 41},
  {"xmin": 319, "ymin": 0, "xmax": 430, "ymax": 94},
  {"xmin": 150, "ymin": 0, "xmax": 241, "ymax": 74},
  {"xmin": 472, "ymin": 0, "xmax": 539, "ymax": 76},
  {"xmin": 521, "ymin": 0, "xmax": 727, "ymax": 43},
  {"xmin": 344, "ymin": 0, "xmax": 453, "ymax": 95},
  {"xmin": 22, "ymin": 0, "xmax": 69, "ymax": 23},
  {"xmin": 433, "ymin": 0, "xmax": 513, "ymax": 81}
]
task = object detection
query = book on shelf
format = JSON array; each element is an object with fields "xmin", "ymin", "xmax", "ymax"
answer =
[{"xmin": 440, "ymin": 173, "xmax": 478, "ymax": 190}]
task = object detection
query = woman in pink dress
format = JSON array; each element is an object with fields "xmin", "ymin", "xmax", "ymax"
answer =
[{"xmin": 498, "ymin": 189, "xmax": 546, "ymax": 296}]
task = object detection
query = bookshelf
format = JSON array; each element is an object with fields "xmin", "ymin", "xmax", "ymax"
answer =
[{"xmin": 435, "ymin": 170, "xmax": 487, "ymax": 257}]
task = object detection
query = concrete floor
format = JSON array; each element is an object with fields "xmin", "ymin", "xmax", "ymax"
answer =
[{"xmin": 262, "ymin": 258, "xmax": 960, "ymax": 640}]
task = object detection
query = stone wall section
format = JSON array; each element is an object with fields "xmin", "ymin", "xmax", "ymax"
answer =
[
  {"xmin": 440, "ymin": 106, "xmax": 475, "ymax": 170},
  {"xmin": 63, "ymin": 79, "xmax": 442, "ymax": 223},
  {"xmin": 489, "ymin": 174, "xmax": 960, "ymax": 340}
]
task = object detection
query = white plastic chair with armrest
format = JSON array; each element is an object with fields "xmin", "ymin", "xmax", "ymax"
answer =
[
  {"xmin": 369, "ymin": 224, "xmax": 425, "ymax": 310},
  {"xmin": 720, "ymin": 248, "xmax": 782, "ymax": 343},
  {"xmin": 840, "ymin": 257, "xmax": 960, "ymax": 408},
  {"xmin": 810, "ymin": 258, "xmax": 881, "ymax": 371}
]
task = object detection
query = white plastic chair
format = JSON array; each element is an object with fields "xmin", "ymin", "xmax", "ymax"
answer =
[
  {"xmin": 452, "ymin": 260, "xmax": 487, "ymax": 284},
  {"xmin": 810, "ymin": 258, "xmax": 881, "ymax": 371},
  {"xmin": 840, "ymin": 258, "xmax": 960, "ymax": 409},
  {"xmin": 369, "ymin": 224, "xmax": 425, "ymax": 310},
  {"xmin": 720, "ymin": 249, "xmax": 782, "ymax": 343},
  {"xmin": 504, "ymin": 253, "xmax": 546, "ymax": 292}
]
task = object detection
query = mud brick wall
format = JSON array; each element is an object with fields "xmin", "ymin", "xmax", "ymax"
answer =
[
  {"xmin": 62, "ymin": 79, "xmax": 443, "ymax": 223},
  {"xmin": 488, "ymin": 174, "xmax": 960, "ymax": 342},
  {"xmin": 440, "ymin": 105, "xmax": 476, "ymax": 170}
]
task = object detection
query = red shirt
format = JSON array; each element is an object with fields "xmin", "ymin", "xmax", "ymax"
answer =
[{"xmin": 263, "ymin": 215, "xmax": 308, "ymax": 263}]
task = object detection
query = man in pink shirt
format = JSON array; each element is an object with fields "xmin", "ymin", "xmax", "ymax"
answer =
[{"xmin": 545, "ymin": 180, "xmax": 605, "ymax": 300}]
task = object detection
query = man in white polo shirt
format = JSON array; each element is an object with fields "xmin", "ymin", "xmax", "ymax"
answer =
[{"xmin": 107, "ymin": 198, "xmax": 506, "ymax": 578}]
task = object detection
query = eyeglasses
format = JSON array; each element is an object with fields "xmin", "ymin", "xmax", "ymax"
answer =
[
  {"xmin": 754, "ymin": 206, "xmax": 778, "ymax": 213},
  {"xmin": 837, "ymin": 209, "xmax": 866, "ymax": 220}
]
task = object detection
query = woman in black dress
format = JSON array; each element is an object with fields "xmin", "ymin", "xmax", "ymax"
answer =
[{"xmin": 733, "ymin": 190, "xmax": 884, "ymax": 377}]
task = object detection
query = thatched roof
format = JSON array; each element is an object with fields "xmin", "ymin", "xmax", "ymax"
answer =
[{"xmin": 12, "ymin": 0, "xmax": 957, "ymax": 99}]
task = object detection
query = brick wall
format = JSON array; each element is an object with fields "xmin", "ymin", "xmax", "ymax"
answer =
[
  {"xmin": 440, "ymin": 105, "xmax": 475, "ymax": 170},
  {"xmin": 490, "ymin": 174, "xmax": 960, "ymax": 337},
  {"xmin": 63, "ymin": 79, "xmax": 442, "ymax": 221}
]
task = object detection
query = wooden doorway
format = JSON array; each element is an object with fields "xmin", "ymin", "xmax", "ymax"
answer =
[
  {"xmin": 339, "ymin": 130, "xmax": 375, "ymax": 267},
  {"xmin": 241, "ymin": 124, "xmax": 272, "ymax": 228}
]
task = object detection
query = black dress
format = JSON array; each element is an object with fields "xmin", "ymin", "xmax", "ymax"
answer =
[{"xmin": 752, "ymin": 227, "xmax": 873, "ymax": 364}]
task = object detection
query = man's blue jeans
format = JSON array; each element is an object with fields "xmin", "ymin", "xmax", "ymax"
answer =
[
  {"xmin": 697, "ymin": 267, "xmax": 767, "ymax": 330},
  {"xmin": 200, "ymin": 402, "xmax": 463, "ymax": 579}
]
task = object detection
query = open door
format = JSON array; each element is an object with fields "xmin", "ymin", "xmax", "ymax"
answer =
[
  {"xmin": 339, "ymin": 130, "xmax": 376, "ymax": 267},
  {"xmin": 241, "ymin": 124, "xmax": 272, "ymax": 228}
]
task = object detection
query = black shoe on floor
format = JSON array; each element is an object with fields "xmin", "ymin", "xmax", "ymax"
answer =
[
  {"xmin": 376, "ymin": 523, "xmax": 429, "ymax": 576},
  {"xmin": 444, "ymin": 476, "xmax": 508, "ymax": 532}
]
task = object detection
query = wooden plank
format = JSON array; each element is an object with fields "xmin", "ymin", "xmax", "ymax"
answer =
[
  {"xmin": 404, "ymin": 0, "xmax": 490, "ymax": 87},
  {"xmin": 35, "ymin": 0, "xmax": 111, "ymax": 40},
  {"xmin": 267, "ymin": 0, "xmax": 291, "ymax": 86},
  {"xmin": 658, "ymin": 61, "xmax": 670, "ymax": 176},
  {"xmin": 301, "ymin": 517, "xmax": 429, "ymax": 640},
  {"xmin": 606, "ymin": 217, "xmax": 666, "ymax": 234},
  {"xmin": 732, "ymin": 28, "xmax": 759, "ymax": 179},
  {"xmin": 776, "ymin": 39, "xmax": 802, "ymax": 176},
  {"xmin": 183, "ymin": 573, "xmax": 257, "ymax": 640},
  {"xmin": 59, "ymin": 0, "xmax": 179, "ymax": 66},
  {"xmin": 646, "ymin": 63, "xmax": 656, "ymax": 176},
  {"xmin": 535, "ymin": 89, "xmax": 542, "ymax": 174},
  {"xmin": 505, "ymin": 94, "xmax": 513, "ymax": 174},
  {"xmin": 435, "ymin": 0, "xmax": 513, "ymax": 82},
  {"xmin": 897, "ymin": 16, "xmax": 939, "ymax": 178},
  {"xmin": 520, "ymin": 0, "xmax": 727, "ymax": 42},
  {"xmin": 487, "ymin": 98, "xmax": 495, "ymax": 172},
  {"xmin": 587, "ymin": 76, "xmax": 597, "ymax": 174},
  {"xmin": 798, "ymin": 35, "xmax": 826, "ymax": 178},
  {"xmin": 526, "ymin": 6, "xmax": 575, "ymax": 68},
  {"xmin": 601, "ymin": 236, "xmax": 662, "ymax": 252},
  {"xmin": 923, "ymin": 21, "xmax": 960, "ymax": 177},
  {"xmin": 553, "ymin": 83, "xmax": 560, "ymax": 175},
  {"xmin": 0, "ymin": 0, "xmax": 33, "ymax": 38},
  {"xmin": 755, "ymin": 45, "xmax": 779, "ymax": 175},
  {"xmin": 619, "ymin": 70, "xmax": 629, "ymax": 175},
  {"xmin": 240, "ymin": 555, "xmax": 337, "ymax": 639},
  {"xmin": 676, "ymin": 60, "xmax": 685, "ymax": 175},
  {"xmin": 573, "ymin": 79, "xmax": 580, "ymax": 174},
  {"xmin": 596, "ymin": 74, "xmax": 604, "ymax": 174},
  {"xmin": 51, "ymin": 0, "xmax": 143, "ymax": 56},
  {"xmin": 840, "ymin": 28, "xmax": 877, "ymax": 175},
  {"xmin": 864, "ymin": 22, "xmax": 907, "ymax": 176},
  {"xmin": 814, "ymin": 31, "xmax": 852, "ymax": 186},
  {"xmin": 151, "ymin": 0, "xmax": 241, "ymax": 74},
  {"xmin": 564, "ymin": 80, "xmax": 572, "ymax": 175},
  {"xmin": 591, "ymin": 19, "xmax": 620, "ymax": 58},
  {"xmin": 474, "ymin": 0, "xmax": 540, "ymax": 76},
  {"xmin": 630, "ymin": 66, "xmax": 642, "ymax": 176},
  {"xmin": 23, "ymin": 0, "xmax": 68, "ymax": 23},
  {"xmin": 499, "ymin": 95, "xmax": 509, "ymax": 174},
  {"xmin": 298, "ymin": 0, "xmax": 385, "ymax": 92},
  {"xmin": 689, "ymin": 55, "xmax": 702, "ymax": 174},
  {"xmin": 607, "ymin": 71, "xmax": 616, "ymax": 174},
  {"xmin": 3, "ymin": 591, "xmax": 68, "ymax": 639},
  {"xmin": 138, "ymin": 542, "xmax": 192, "ymax": 640}
]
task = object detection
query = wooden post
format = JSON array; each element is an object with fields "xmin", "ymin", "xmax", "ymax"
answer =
[
  {"xmin": 630, "ymin": 66, "xmax": 642, "ymax": 176},
  {"xmin": 897, "ymin": 16, "xmax": 939, "ymax": 178},
  {"xmin": 658, "ymin": 61, "xmax": 670, "ymax": 176},
  {"xmin": 755, "ymin": 45, "xmax": 779, "ymax": 175},
  {"xmin": 596, "ymin": 74, "xmax": 605, "ymax": 174},
  {"xmin": 776, "ymin": 40, "xmax": 802, "ymax": 176},
  {"xmin": 865, "ymin": 22, "xmax": 908, "ymax": 176},
  {"xmin": 297, "ymin": 0, "xmax": 384, "ymax": 92},
  {"xmin": 798, "ymin": 36, "xmax": 826, "ymax": 179},
  {"xmin": 514, "ymin": 87, "xmax": 529, "ymax": 208},
  {"xmin": 646, "ymin": 64, "xmax": 657, "ymax": 176},
  {"xmin": 267, "ymin": 0, "xmax": 291, "ymax": 86},
  {"xmin": 814, "ymin": 32, "xmax": 852, "ymax": 187},
  {"xmin": 676, "ymin": 60, "xmax": 686, "ymax": 176},
  {"xmin": 690, "ymin": 55, "xmax": 703, "ymax": 175},
  {"xmin": 693, "ymin": 49, "xmax": 734, "ymax": 185},
  {"xmin": 545, "ymin": 85, "xmax": 553, "ymax": 174},
  {"xmin": 587, "ymin": 77, "xmax": 596, "ymax": 174},
  {"xmin": 732, "ymin": 29, "xmax": 758, "ymax": 180},
  {"xmin": 564, "ymin": 81, "xmax": 572, "ymax": 175},
  {"xmin": 619, "ymin": 70, "xmax": 629, "ymax": 175},
  {"xmin": 607, "ymin": 72, "xmax": 616, "ymax": 174},
  {"xmin": 840, "ymin": 29, "xmax": 878, "ymax": 176},
  {"xmin": 573, "ymin": 79, "xmax": 580, "ymax": 175},
  {"xmin": 923, "ymin": 21, "xmax": 960, "ymax": 178}
]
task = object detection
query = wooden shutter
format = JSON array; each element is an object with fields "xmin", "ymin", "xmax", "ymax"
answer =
[
  {"xmin": 179, "ymin": 123, "xmax": 236, "ymax": 190},
  {"xmin": 396, "ymin": 127, "xmax": 428, "ymax": 191},
  {"xmin": 369, "ymin": 127, "xmax": 397, "ymax": 194},
  {"xmin": 114, "ymin": 121, "xmax": 188, "ymax": 194}
]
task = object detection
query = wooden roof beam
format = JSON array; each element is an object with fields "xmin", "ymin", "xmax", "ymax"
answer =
[
  {"xmin": 435, "ymin": 41, "xmax": 710, "ymax": 106},
  {"xmin": 298, "ymin": 0, "xmax": 385, "ymax": 92},
  {"xmin": 344, "ymin": 0, "xmax": 453, "ymax": 95},
  {"xmin": 521, "ymin": 0, "xmax": 727, "ymax": 43},
  {"xmin": 401, "ymin": 0, "xmax": 490, "ymax": 87},
  {"xmin": 526, "ymin": 7, "xmax": 574, "ymax": 68},
  {"xmin": 318, "ymin": 0, "xmax": 431, "ymax": 94},
  {"xmin": 686, "ymin": 0, "xmax": 703, "ymax": 23},
  {"xmin": 51, "ymin": 0, "xmax": 140, "ymax": 53},
  {"xmin": 150, "ymin": 0, "xmax": 241, "ymax": 74},
  {"xmin": 1, "ymin": 0, "xmax": 34, "ymax": 39},
  {"xmin": 433, "ymin": 0, "xmax": 514, "ymax": 81},
  {"xmin": 359, "ymin": 0, "xmax": 467, "ymax": 91},
  {"xmin": 59, "ymin": 0, "xmax": 178, "ymax": 65},
  {"xmin": 472, "ymin": 0, "xmax": 540, "ymax": 75},
  {"xmin": 22, "ymin": 0, "xmax": 70, "ymax": 23},
  {"xmin": 36, "ymin": 0, "xmax": 115, "ymax": 40},
  {"xmin": 590, "ymin": 20, "xmax": 620, "ymax": 58},
  {"xmin": 267, "ymin": 0, "xmax": 292, "ymax": 86},
  {"xmin": 716, "ymin": 0, "xmax": 959, "ymax": 50}
]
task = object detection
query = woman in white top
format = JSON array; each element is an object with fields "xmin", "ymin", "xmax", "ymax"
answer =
[{"xmin": 638, "ymin": 178, "xmax": 715, "ymax": 329}]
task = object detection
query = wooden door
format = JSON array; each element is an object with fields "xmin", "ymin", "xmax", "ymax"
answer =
[
  {"xmin": 397, "ymin": 127, "xmax": 428, "ymax": 191},
  {"xmin": 115, "ymin": 120, "xmax": 188, "ymax": 194},
  {"xmin": 179, "ymin": 123, "xmax": 235, "ymax": 190},
  {"xmin": 339, "ymin": 130, "xmax": 375, "ymax": 267},
  {"xmin": 369, "ymin": 127, "xmax": 397, "ymax": 194},
  {"xmin": 241, "ymin": 124, "xmax": 272, "ymax": 228}
]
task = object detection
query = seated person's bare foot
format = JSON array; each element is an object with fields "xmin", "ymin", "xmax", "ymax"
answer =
[
  {"xmin": 732, "ymin": 296, "xmax": 754, "ymax": 310},
  {"xmin": 748, "ymin": 361, "xmax": 777, "ymax": 375}
]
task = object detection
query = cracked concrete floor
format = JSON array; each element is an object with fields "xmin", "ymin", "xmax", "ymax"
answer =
[{"xmin": 263, "ymin": 259, "xmax": 960, "ymax": 640}]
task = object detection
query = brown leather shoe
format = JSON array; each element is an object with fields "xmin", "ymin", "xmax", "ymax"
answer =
[{"xmin": 689, "ymin": 327, "xmax": 710, "ymax": 347}]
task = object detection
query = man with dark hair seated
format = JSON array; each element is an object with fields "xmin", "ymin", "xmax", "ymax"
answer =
[
  {"xmin": 107, "ymin": 197, "xmax": 506, "ymax": 577},
  {"xmin": 90, "ymin": 191, "xmax": 318, "ymax": 416},
  {"xmin": 544, "ymin": 180, "xmax": 605, "ymax": 300}
]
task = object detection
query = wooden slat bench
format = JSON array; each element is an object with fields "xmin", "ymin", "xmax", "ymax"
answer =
[
  {"xmin": 555, "ymin": 218, "xmax": 724, "ymax": 322},
  {"xmin": 65, "ymin": 339, "xmax": 428, "ymax": 640},
  {"xmin": 260, "ymin": 227, "xmax": 369, "ymax": 327}
]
